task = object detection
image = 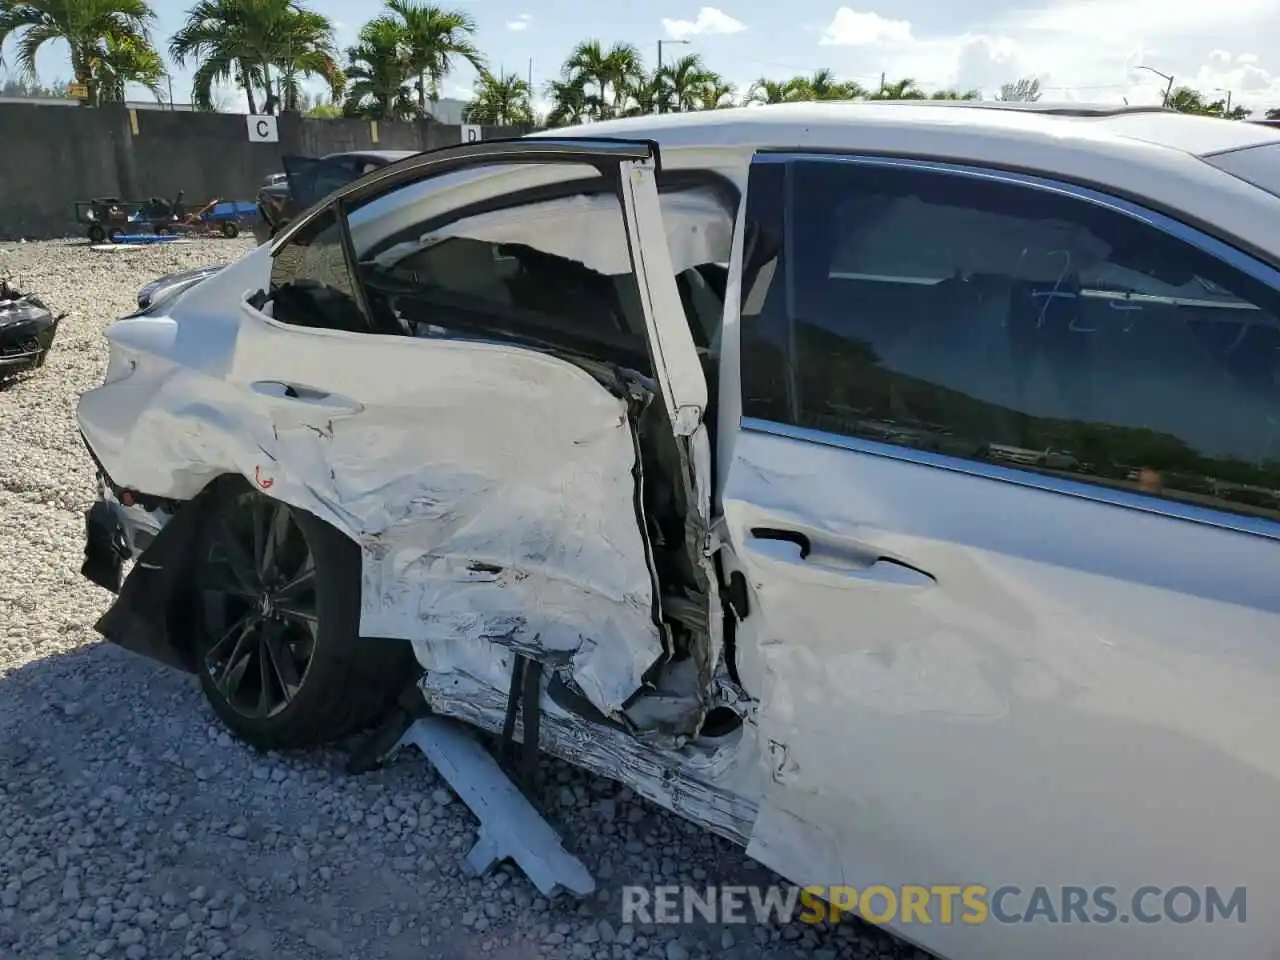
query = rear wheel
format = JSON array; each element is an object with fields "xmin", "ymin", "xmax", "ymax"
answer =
[
  {"xmin": 191, "ymin": 485, "xmax": 414, "ymax": 751},
  {"xmin": 220, "ymin": 220, "xmax": 240, "ymax": 239},
  {"xmin": 87, "ymin": 224, "xmax": 106, "ymax": 244}
]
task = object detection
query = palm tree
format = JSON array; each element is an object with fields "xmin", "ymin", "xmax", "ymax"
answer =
[
  {"xmin": 464, "ymin": 69, "xmax": 531, "ymax": 125},
  {"xmin": 622, "ymin": 70, "xmax": 661, "ymax": 116},
  {"xmin": 998, "ymin": 76, "xmax": 1041, "ymax": 102},
  {"xmin": 382, "ymin": 0, "xmax": 483, "ymax": 115},
  {"xmin": 930, "ymin": 88, "xmax": 981, "ymax": 100},
  {"xmin": 562, "ymin": 39, "xmax": 643, "ymax": 119},
  {"xmin": 791, "ymin": 67, "xmax": 864, "ymax": 101},
  {"xmin": 544, "ymin": 76, "xmax": 589, "ymax": 127},
  {"xmin": 658, "ymin": 52, "xmax": 720, "ymax": 113},
  {"xmin": 264, "ymin": 2, "xmax": 342, "ymax": 111},
  {"xmin": 341, "ymin": 16, "xmax": 414, "ymax": 119},
  {"xmin": 170, "ymin": 0, "xmax": 263, "ymax": 112},
  {"xmin": 94, "ymin": 31, "xmax": 166, "ymax": 102},
  {"xmin": 699, "ymin": 79, "xmax": 735, "ymax": 110},
  {"xmin": 746, "ymin": 77, "xmax": 799, "ymax": 105},
  {"xmin": 750, "ymin": 71, "xmax": 863, "ymax": 104},
  {"xmin": 171, "ymin": 0, "xmax": 338, "ymax": 114},
  {"xmin": 1167, "ymin": 85, "xmax": 1250, "ymax": 119},
  {"xmin": 874, "ymin": 77, "xmax": 926, "ymax": 100},
  {"xmin": 0, "ymin": 0, "xmax": 156, "ymax": 106}
]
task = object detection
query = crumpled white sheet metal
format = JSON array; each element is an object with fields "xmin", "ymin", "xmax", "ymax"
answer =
[
  {"xmin": 255, "ymin": 342, "xmax": 668, "ymax": 720},
  {"xmin": 79, "ymin": 284, "xmax": 669, "ymax": 721},
  {"xmin": 418, "ymin": 641, "xmax": 761, "ymax": 846}
]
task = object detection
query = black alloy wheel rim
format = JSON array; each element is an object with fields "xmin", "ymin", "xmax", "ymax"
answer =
[{"xmin": 200, "ymin": 496, "xmax": 318, "ymax": 718}]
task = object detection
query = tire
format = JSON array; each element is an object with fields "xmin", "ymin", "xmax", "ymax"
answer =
[
  {"xmin": 154, "ymin": 225, "xmax": 172, "ymax": 236},
  {"xmin": 87, "ymin": 224, "xmax": 106, "ymax": 244},
  {"xmin": 220, "ymin": 220, "xmax": 240, "ymax": 239},
  {"xmin": 190, "ymin": 483, "xmax": 415, "ymax": 751}
]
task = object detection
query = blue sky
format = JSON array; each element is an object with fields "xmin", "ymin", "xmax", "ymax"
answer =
[{"xmin": 6, "ymin": 0, "xmax": 1280, "ymax": 111}]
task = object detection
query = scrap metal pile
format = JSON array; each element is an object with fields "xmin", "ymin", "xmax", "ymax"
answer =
[{"xmin": 0, "ymin": 279, "xmax": 60, "ymax": 379}]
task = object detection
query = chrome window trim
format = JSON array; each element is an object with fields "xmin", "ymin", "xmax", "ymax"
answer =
[
  {"xmin": 741, "ymin": 152, "xmax": 1280, "ymax": 544},
  {"xmin": 742, "ymin": 418, "xmax": 1280, "ymax": 543},
  {"xmin": 826, "ymin": 271, "xmax": 1261, "ymax": 312}
]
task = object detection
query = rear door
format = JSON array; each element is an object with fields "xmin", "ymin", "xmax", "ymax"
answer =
[
  {"xmin": 720, "ymin": 154, "xmax": 1280, "ymax": 960},
  {"xmin": 231, "ymin": 138, "xmax": 709, "ymax": 723}
]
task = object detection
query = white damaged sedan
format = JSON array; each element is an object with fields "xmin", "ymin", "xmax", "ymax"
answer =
[{"xmin": 78, "ymin": 102, "xmax": 1280, "ymax": 960}]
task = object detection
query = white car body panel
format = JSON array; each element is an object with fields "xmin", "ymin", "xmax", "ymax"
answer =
[
  {"xmin": 81, "ymin": 106, "xmax": 1280, "ymax": 960},
  {"xmin": 724, "ymin": 430, "xmax": 1280, "ymax": 960},
  {"xmin": 80, "ymin": 151, "xmax": 710, "ymax": 723},
  {"xmin": 84, "ymin": 276, "xmax": 664, "ymax": 719},
  {"xmin": 531, "ymin": 103, "xmax": 1280, "ymax": 269},
  {"xmin": 235, "ymin": 302, "xmax": 665, "ymax": 718}
]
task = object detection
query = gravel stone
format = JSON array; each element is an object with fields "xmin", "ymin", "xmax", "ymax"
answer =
[{"xmin": 0, "ymin": 237, "xmax": 920, "ymax": 960}]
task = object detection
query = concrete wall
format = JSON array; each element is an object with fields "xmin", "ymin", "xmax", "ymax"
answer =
[{"xmin": 0, "ymin": 103, "xmax": 525, "ymax": 240}]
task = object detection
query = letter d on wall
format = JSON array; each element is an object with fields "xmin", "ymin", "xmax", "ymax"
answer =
[{"xmin": 461, "ymin": 124, "xmax": 482, "ymax": 144}]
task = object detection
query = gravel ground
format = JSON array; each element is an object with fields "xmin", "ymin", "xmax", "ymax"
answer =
[{"xmin": 0, "ymin": 238, "xmax": 926, "ymax": 960}]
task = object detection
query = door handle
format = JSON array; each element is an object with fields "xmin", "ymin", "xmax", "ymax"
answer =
[
  {"xmin": 250, "ymin": 380, "xmax": 361, "ymax": 412},
  {"xmin": 748, "ymin": 527, "xmax": 935, "ymax": 588}
]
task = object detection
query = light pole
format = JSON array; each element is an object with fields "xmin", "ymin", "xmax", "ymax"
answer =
[
  {"xmin": 1136, "ymin": 64, "xmax": 1175, "ymax": 107},
  {"xmin": 656, "ymin": 39, "xmax": 689, "ymax": 113},
  {"xmin": 1212, "ymin": 86, "xmax": 1233, "ymax": 114}
]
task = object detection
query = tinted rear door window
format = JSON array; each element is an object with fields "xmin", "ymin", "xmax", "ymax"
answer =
[{"xmin": 744, "ymin": 157, "xmax": 1280, "ymax": 522}]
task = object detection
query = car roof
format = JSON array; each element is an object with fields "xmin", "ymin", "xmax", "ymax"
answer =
[
  {"xmin": 531, "ymin": 100, "xmax": 1280, "ymax": 159},
  {"xmin": 526, "ymin": 100, "xmax": 1280, "ymax": 268}
]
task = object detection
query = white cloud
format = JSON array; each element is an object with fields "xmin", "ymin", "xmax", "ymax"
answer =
[
  {"xmin": 1005, "ymin": 0, "xmax": 1272, "ymax": 37},
  {"xmin": 820, "ymin": 9, "xmax": 913, "ymax": 46},
  {"xmin": 506, "ymin": 14, "xmax": 531, "ymax": 31},
  {"xmin": 662, "ymin": 7, "xmax": 747, "ymax": 40},
  {"xmin": 809, "ymin": 1, "xmax": 1280, "ymax": 110}
]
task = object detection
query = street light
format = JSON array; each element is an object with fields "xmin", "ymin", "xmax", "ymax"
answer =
[
  {"xmin": 1135, "ymin": 64, "xmax": 1175, "ymax": 107},
  {"xmin": 657, "ymin": 39, "xmax": 690, "ymax": 114},
  {"xmin": 1212, "ymin": 86, "xmax": 1233, "ymax": 113}
]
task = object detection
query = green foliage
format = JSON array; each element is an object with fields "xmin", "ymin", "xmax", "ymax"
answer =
[
  {"xmin": 0, "ymin": 74, "xmax": 68, "ymax": 96},
  {"xmin": 463, "ymin": 69, "xmax": 531, "ymax": 125},
  {"xmin": 10, "ymin": 7, "xmax": 1280, "ymax": 124},
  {"xmin": 1166, "ymin": 85, "xmax": 1251, "ymax": 119},
  {"xmin": 0, "ymin": 0, "xmax": 162, "ymax": 105},
  {"xmin": 997, "ymin": 77, "xmax": 1041, "ymax": 102},
  {"xmin": 170, "ymin": 0, "xmax": 340, "ymax": 114},
  {"xmin": 340, "ymin": 16, "xmax": 415, "ymax": 120}
]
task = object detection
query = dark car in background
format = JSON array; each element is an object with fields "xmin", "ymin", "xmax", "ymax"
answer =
[{"xmin": 253, "ymin": 149, "xmax": 419, "ymax": 245}]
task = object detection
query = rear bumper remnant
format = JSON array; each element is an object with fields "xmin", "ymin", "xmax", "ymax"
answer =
[{"xmin": 81, "ymin": 500, "xmax": 129, "ymax": 593}]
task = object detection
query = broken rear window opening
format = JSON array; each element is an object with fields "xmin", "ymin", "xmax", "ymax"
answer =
[
  {"xmin": 267, "ymin": 204, "xmax": 372, "ymax": 335},
  {"xmin": 359, "ymin": 230, "xmax": 655, "ymax": 374}
]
